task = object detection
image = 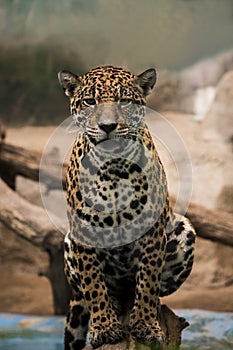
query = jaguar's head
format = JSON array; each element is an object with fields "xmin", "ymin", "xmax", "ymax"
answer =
[{"xmin": 58, "ymin": 65, "xmax": 156, "ymax": 144}]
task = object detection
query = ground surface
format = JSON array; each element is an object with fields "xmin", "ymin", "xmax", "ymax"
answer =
[{"xmin": 1, "ymin": 112, "xmax": 232, "ymax": 315}]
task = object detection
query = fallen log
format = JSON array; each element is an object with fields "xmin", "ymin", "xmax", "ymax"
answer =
[
  {"xmin": 0, "ymin": 178, "xmax": 71, "ymax": 315},
  {"xmin": 39, "ymin": 230, "xmax": 73, "ymax": 315},
  {"xmin": 186, "ymin": 202, "xmax": 233, "ymax": 247},
  {"xmin": 0, "ymin": 178, "xmax": 54, "ymax": 245},
  {"xmin": 0, "ymin": 142, "xmax": 66, "ymax": 190},
  {"xmin": 0, "ymin": 142, "xmax": 41, "ymax": 189}
]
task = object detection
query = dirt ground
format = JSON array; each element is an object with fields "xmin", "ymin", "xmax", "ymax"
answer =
[{"xmin": 1, "ymin": 115, "xmax": 232, "ymax": 315}]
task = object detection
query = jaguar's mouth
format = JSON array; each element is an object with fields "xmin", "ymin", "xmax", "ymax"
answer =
[
  {"xmin": 95, "ymin": 137, "xmax": 109, "ymax": 145},
  {"xmin": 86, "ymin": 127, "xmax": 129, "ymax": 138}
]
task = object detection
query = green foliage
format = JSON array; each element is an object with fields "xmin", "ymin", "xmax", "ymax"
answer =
[{"xmin": 0, "ymin": 44, "xmax": 86, "ymax": 125}]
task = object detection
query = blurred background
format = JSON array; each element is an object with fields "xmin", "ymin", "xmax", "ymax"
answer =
[
  {"xmin": 0, "ymin": 0, "xmax": 233, "ymax": 125},
  {"xmin": 0, "ymin": 1, "xmax": 233, "ymax": 348}
]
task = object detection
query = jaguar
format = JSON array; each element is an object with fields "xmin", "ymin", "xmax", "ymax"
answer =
[{"xmin": 58, "ymin": 65, "xmax": 196, "ymax": 349}]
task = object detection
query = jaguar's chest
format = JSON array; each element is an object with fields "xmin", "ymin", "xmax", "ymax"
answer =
[
  {"xmin": 99, "ymin": 244, "xmax": 140, "ymax": 297},
  {"xmin": 66, "ymin": 131, "xmax": 169, "ymax": 248}
]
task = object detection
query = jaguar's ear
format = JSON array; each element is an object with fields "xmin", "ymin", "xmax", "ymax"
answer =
[
  {"xmin": 58, "ymin": 71, "xmax": 82, "ymax": 97},
  {"xmin": 137, "ymin": 68, "xmax": 157, "ymax": 96}
]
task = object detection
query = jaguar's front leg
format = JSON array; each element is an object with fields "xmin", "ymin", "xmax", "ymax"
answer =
[
  {"xmin": 129, "ymin": 230, "xmax": 167, "ymax": 345},
  {"xmin": 75, "ymin": 244, "xmax": 123, "ymax": 349}
]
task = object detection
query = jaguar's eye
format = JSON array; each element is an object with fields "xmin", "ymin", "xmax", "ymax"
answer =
[
  {"xmin": 83, "ymin": 98, "xmax": 96, "ymax": 106},
  {"xmin": 119, "ymin": 98, "xmax": 132, "ymax": 106}
]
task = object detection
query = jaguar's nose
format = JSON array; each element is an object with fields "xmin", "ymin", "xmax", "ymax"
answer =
[{"xmin": 98, "ymin": 123, "xmax": 118, "ymax": 134}]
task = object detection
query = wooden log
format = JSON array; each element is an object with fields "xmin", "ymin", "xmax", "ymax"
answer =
[
  {"xmin": 39, "ymin": 230, "xmax": 72, "ymax": 315},
  {"xmin": 0, "ymin": 142, "xmax": 66, "ymax": 190},
  {"xmin": 169, "ymin": 196, "xmax": 233, "ymax": 247},
  {"xmin": 0, "ymin": 142, "xmax": 40, "ymax": 189},
  {"xmin": 186, "ymin": 202, "xmax": 233, "ymax": 247},
  {"xmin": 0, "ymin": 178, "xmax": 54, "ymax": 245},
  {"xmin": 0, "ymin": 179, "xmax": 71, "ymax": 315}
]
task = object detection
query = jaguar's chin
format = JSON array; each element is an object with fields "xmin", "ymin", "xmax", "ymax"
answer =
[
  {"xmin": 93, "ymin": 137, "xmax": 133, "ymax": 155},
  {"xmin": 95, "ymin": 137, "xmax": 109, "ymax": 145},
  {"xmin": 87, "ymin": 135, "xmax": 108, "ymax": 146},
  {"xmin": 96, "ymin": 138, "xmax": 122, "ymax": 150}
]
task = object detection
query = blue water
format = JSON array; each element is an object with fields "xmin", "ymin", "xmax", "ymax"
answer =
[
  {"xmin": 0, "ymin": 314, "xmax": 64, "ymax": 350},
  {"xmin": 0, "ymin": 310, "xmax": 232, "ymax": 350}
]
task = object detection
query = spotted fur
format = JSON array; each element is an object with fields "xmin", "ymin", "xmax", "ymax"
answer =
[{"xmin": 58, "ymin": 66, "xmax": 196, "ymax": 349}]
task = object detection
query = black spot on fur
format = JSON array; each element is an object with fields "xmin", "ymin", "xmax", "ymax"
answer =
[
  {"xmin": 165, "ymin": 253, "xmax": 177, "ymax": 262},
  {"xmin": 70, "ymin": 280, "xmax": 80, "ymax": 293},
  {"xmin": 75, "ymin": 101, "xmax": 80, "ymax": 108},
  {"xmin": 187, "ymin": 231, "xmax": 195, "ymax": 245},
  {"xmin": 146, "ymin": 246, "xmax": 154, "ymax": 254},
  {"xmin": 130, "ymin": 199, "xmax": 139, "ymax": 209},
  {"xmin": 85, "ymin": 291, "xmax": 91, "ymax": 301},
  {"xmin": 179, "ymin": 269, "xmax": 191, "ymax": 280},
  {"xmin": 184, "ymin": 249, "xmax": 193, "ymax": 260},
  {"xmin": 100, "ymin": 302, "xmax": 105, "ymax": 311},
  {"xmin": 166, "ymin": 239, "xmax": 178, "ymax": 253},
  {"xmin": 140, "ymin": 195, "xmax": 147, "ymax": 205},
  {"xmin": 84, "ymin": 277, "xmax": 92, "ymax": 285},
  {"xmin": 64, "ymin": 242, "xmax": 69, "ymax": 252},
  {"xmin": 64, "ymin": 329, "xmax": 74, "ymax": 344},
  {"xmin": 129, "ymin": 163, "xmax": 142, "ymax": 174},
  {"xmin": 92, "ymin": 291, "xmax": 98, "ymax": 299},
  {"xmin": 72, "ymin": 339, "xmax": 86, "ymax": 348},
  {"xmin": 78, "ymin": 259, "xmax": 84, "ymax": 272},
  {"xmin": 187, "ymin": 257, "xmax": 194, "ymax": 269},
  {"xmin": 93, "ymin": 306, "xmax": 98, "ymax": 313},
  {"xmin": 85, "ymin": 264, "xmax": 92, "ymax": 271},
  {"xmin": 175, "ymin": 222, "xmax": 184, "ymax": 236},
  {"xmin": 157, "ymin": 258, "xmax": 162, "ymax": 267},
  {"xmin": 70, "ymin": 305, "xmax": 83, "ymax": 328},
  {"xmin": 78, "ymin": 245, "xmax": 84, "ymax": 254},
  {"xmin": 81, "ymin": 313, "xmax": 89, "ymax": 327},
  {"xmin": 174, "ymin": 266, "xmax": 185, "ymax": 275},
  {"xmin": 119, "ymin": 171, "xmax": 129, "ymax": 179},
  {"xmin": 123, "ymin": 212, "xmax": 133, "ymax": 220},
  {"xmin": 68, "ymin": 257, "xmax": 78, "ymax": 269},
  {"xmin": 142, "ymin": 257, "xmax": 149, "ymax": 264},
  {"xmin": 104, "ymin": 216, "xmax": 114, "ymax": 226}
]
